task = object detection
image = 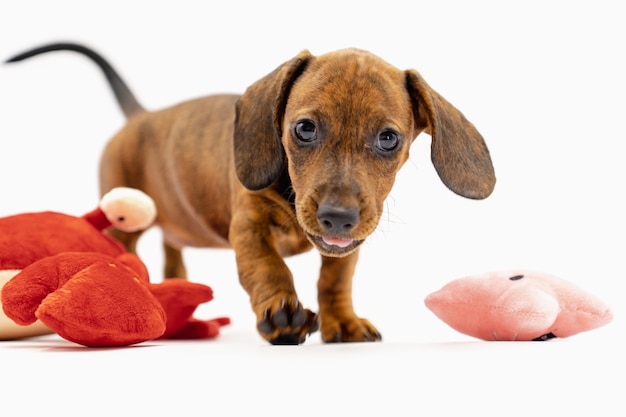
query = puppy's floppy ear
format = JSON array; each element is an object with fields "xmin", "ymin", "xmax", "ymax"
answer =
[
  {"xmin": 234, "ymin": 51, "xmax": 312, "ymax": 190},
  {"xmin": 406, "ymin": 70, "xmax": 496, "ymax": 199}
]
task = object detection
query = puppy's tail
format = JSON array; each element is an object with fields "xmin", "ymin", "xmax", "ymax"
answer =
[{"xmin": 5, "ymin": 42, "xmax": 144, "ymax": 119}]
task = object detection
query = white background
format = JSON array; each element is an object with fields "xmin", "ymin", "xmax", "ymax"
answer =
[{"xmin": 0, "ymin": 1, "xmax": 624, "ymax": 416}]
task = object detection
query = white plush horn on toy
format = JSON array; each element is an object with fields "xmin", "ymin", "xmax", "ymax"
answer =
[{"xmin": 99, "ymin": 187, "xmax": 157, "ymax": 232}]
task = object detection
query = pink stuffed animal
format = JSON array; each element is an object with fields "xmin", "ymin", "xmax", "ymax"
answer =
[{"xmin": 425, "ymin": 270, "xmax": 613, "ymax": 341}]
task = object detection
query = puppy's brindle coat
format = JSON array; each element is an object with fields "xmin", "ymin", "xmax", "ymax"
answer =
[{"xmin": 6, "ymin": 43, "xmax": 495, "ymax": 344}]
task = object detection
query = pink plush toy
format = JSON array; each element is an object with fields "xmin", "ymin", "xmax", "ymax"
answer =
[{"xmin": 424, "ymin": 270, "xmax": 613, "ymax": 341}]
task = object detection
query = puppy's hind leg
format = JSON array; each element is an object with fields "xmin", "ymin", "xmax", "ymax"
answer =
[
  {"xmin": 108, "ymin": 228, "xmax": 187, "ymax": 280},
  {"xmin": 163, "ymin": 243, "xmax": 187, "ymax": 280},
  {"xmin": 106, "ymin": 228, "xmax": 142, "ymax": 255}
]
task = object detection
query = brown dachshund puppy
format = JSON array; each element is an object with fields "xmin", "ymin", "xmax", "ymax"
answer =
[{"xmin": 6, "ymin": 43, "xmax": 495, "ymax": 344}]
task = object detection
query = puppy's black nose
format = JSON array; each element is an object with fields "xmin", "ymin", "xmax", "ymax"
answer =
[{"xmin": 317, "ymin": 204, "xmax": 359, "ymax": 234}]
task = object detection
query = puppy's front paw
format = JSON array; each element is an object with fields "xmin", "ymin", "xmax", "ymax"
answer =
[
  {"xmin": 256, "ymin": 297, "xmax": 319, "ymax": 345},
  {"xmin": 320, "ymin": 316, "xmax": 382, "ymax": 343}
]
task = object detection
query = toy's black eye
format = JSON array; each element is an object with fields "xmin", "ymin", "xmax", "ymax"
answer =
[
  {"xmin": 294, "ymin": 120, "xmax": 317, "ymax": 143},
  {"xmin": 509, "ymin": 275, "xmax": 525, "ymax": 281},
  {"xmin": 376, "ymin": 129, "xmax": 399, "ymax": 152}
]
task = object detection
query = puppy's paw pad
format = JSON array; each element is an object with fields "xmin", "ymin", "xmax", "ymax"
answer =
[
  {"xmin": 269, "ymin": 333, "xmax": 305, "ymax": 345},
  {"xmin": 256, "ymin": 299, "xmax": 319, "ymax": 345},
  {"xmin": 321, "ymin": 317, "xmax": 382, "ymax": 343}
]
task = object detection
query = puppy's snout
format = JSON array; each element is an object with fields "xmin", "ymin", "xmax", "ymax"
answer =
[{"xmin": 317, "ymin": 204, "xmax": 359, "ymax": 235}]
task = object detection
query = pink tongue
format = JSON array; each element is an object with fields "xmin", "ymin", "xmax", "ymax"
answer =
[{"xmin": 322, "ymin": 236, "xmax": 354, "ymax": 248}]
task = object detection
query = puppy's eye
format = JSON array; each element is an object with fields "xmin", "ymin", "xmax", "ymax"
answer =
[
  {"xmin": 294, "ymin": 120, "xmax": 317, "ymax": 143},
  {"xmin": 376, "ymin": 129, "xmax": 400, "ymax": 152}
]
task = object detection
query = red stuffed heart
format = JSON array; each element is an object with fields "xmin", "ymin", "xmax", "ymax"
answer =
[{"xmin": 4, "ymin": 253, "xmax": 166, "ymax": 347}]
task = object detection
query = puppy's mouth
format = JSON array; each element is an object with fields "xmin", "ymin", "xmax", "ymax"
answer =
[{"xmin": 307, "ymin": 233, "xmax": 364, "ymax": 256}]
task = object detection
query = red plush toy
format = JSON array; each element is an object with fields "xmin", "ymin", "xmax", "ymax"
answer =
[
  {"xmin": 0, "ymin": 187, "xmax": 229, "ymax": 347},
  {"xmin": 425, "ymin": 270, "xmax": 613, "ymax": 341}
]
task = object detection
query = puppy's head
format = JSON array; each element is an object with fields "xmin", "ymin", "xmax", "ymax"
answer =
[{"xmin": 234, "ymin": 48, "xmax": 495, "ymax": 257}]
